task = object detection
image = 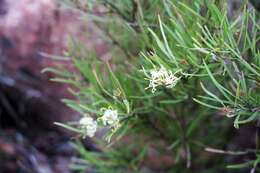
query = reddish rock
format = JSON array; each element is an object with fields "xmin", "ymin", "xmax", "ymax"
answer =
[{"xmin": 0, "ymin": 0, "xmax": 108, "ymax": 172}]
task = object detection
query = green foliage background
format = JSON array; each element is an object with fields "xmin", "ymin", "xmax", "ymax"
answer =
[{"xmin": 46, "ymin": 0, "xmax": 260, "ymax": 172}]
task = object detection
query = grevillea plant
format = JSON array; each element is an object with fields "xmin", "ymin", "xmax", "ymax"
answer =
[{"xmin": 45, "ymin": 0, "xmax": 260, "ymax": 172}]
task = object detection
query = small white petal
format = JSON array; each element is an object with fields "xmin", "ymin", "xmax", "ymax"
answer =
[
  {"xmin": 79, "ymin": 117, "xmax": 97, "ymax": 137},
  {"xmin": 101, "ymin": 109, "xmax": 119, "ymax": 126}
]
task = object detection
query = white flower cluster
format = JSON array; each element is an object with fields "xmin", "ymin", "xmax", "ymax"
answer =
[
  {"xmin": 100, "ymin": 109, "xmax": 119, "ymax": 126},
  {"xmin": 146, "ymin": 66, "xmax": 181, "ymax": 93},
  {"xmin": 79, "ymin": 116, "xmax": 97, "ymax": 138},
  {"xmin": 78, "ymin": 109, "xmax": 119, "ymax": 138}
]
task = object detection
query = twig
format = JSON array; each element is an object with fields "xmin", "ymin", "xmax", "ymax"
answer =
[
  {"xmin": 0, "ymin": 92, "xmax": 27, "ymax": 129},
  {"xmin": 103, "ymin": 0, "xmax": 131, "ymax": 22},
  {"xmin": 131, "ymin": 0, "xmax": 138, "ymax": 22},
  {"xmin": 205, "ymin": 147, "xmax": 259, "ymax": 156},
  {"xmin": 103, "ymin": 29, "xmax": 133, "ymax": 60},
  {"xmin": 163, "ymin": 88, "xmax": 190, "ymax": 167},
  {"xmin": 127, "ymin": 22, "xmax": 158, "ymax": 28}
]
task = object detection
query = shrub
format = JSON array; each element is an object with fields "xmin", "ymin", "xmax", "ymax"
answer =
[{"xmin": 46, "ymin": 0, "xmax": 260, "ymax": 172}]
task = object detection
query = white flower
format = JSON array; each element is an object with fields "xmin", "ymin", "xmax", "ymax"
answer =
[
  {"xmin": 145, "ymin": 66, "xmax": 181, "ymax": 93},
  {"xmin": 100, "ymin": 109, "xmax": 119, "ymax": 126},
  {"xmin": 79, "ymin": 117, "xmax": 97, "ymax": 137}
]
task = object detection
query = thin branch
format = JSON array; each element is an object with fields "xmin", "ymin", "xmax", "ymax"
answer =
[
  {"xmin": 131, "ymin": 0, "xmax": 138, "ymax": 22},
  {"xmin": 0, "ymin": 92, "xmax": 27, "ymax": 129},
  {"xmin": 103, "ymin": 29, "xmax": 133, "ymax": 60},
  {"xmin": 102, "ymin": 0, "xmax": 131, "ymax": 22},
  {"xmin": 205, "ymin": 147, "xmax": 259, "ymax": 156}
]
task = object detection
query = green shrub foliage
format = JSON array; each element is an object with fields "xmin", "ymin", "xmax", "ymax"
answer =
[{"xmin": 46, "ymin": 0, "xmax": 260, "ymax": 172}]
